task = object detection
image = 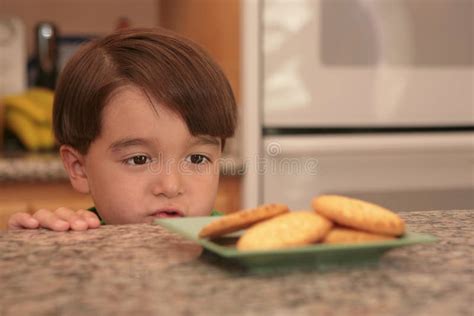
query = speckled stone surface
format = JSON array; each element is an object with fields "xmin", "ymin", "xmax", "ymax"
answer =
[
  {"xmin": 1, "ymin": 210, "xmax": 472, "ymax": 316},
  {"xmin": 0, "ymin": 153, "xmax": 68, "ymax": 181}
]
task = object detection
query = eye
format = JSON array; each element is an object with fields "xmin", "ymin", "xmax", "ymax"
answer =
[
  {"xmin": 124, "ymin": 155, "xmax": 151, "ymax": 166},
  {"xmin": 186, "ymin": 154, "xmax": 210, "ymax": 165}
]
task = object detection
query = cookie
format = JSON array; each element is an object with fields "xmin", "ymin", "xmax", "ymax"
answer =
[
  {"xmin": 312, "ymin": 195, "xmax": 405, "ymax": 236},
  {"xmin": 236, "ymin": 211, "xmax": 333, "ymax": 251},
  {"xmin": 198, "ymin": 203, "xmax": 289, "ymax": 239},
  {"xmin": 322, "ymin": 227, "xmax": 395, "ymax": 244}
]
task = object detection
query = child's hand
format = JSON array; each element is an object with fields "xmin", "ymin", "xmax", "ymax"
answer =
[{"xmin": 7, "ymin": 208, "xmax": 101, "ymax": 231}]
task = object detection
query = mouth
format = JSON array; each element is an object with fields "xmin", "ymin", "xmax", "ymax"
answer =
[{"xmin": 151, "ymin": 209, "xmax": 184, "ymax": 218}]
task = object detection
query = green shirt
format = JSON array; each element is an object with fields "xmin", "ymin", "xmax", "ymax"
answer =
[{"xmin": 88, "ymin": 207, "xmax": 223, "ymax": 225}]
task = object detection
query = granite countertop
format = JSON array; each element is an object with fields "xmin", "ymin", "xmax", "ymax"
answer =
[
  {"xmin": 0, "ymin": 153, "xmax": 68, "ymax": 181},
  {"xmin": 0, "ymin": 210, "xmax": 472, "ymax": 316},
  {"xmin": 0, "ymin": 153, "xmax": 244, "ymax": 181}
]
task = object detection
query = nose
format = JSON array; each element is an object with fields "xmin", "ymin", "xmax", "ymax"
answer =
[{"xmin": 151, "ymin": 163, "xmax": 183, "ymax": 198}]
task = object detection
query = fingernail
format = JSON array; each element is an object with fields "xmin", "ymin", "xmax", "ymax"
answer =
[{"xmin": 90, "ymin": 218, "xmax": 100, "ymax": 225}]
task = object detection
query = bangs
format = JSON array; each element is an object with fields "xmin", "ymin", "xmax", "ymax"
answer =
[{"xmin": 105, "ymin": 29, "xmax": 237, "ymax": 139}]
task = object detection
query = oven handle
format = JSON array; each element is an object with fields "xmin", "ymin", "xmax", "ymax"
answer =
[{"xmin": 264, "ymin": 132, "xmax": 474, "ymax": 156}]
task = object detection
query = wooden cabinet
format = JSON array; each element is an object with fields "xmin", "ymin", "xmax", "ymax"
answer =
[
  {"xmin": 160, "ymin": 0, "xmax": 240, "ymax": 104},
  {"xmin": 0, "ymin": 181, "xmax": 93, "ymax": 230},
  {"xmin": 214, "ymin": 175, "xmax": 241, "ymax": 213}
]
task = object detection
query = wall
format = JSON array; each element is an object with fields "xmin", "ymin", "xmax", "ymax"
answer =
[{"xmin": 0, "ymin": 0, "xmax": 160, "ymax": 57}]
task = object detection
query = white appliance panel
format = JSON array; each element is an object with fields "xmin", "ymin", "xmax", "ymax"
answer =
[
  {"xmin": 262, "ymin": 133, "xmax": 474, "ymax": 211},
  {"xmin": 263, "ymin": 0, "xmax": 474, "ymax": 127}
]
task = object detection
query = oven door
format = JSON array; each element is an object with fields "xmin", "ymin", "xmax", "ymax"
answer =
[
  {"xmin": 262, "ymin": 0, "xmax": 474, "ymax": 127},
  {"xmin": 261, "ymin": 133, "xmax": 474, "ymax": 211}
]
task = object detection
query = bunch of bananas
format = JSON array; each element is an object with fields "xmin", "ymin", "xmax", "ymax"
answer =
[{"xmin": 2, "ymin": 88, "xmax": 55, "ymax": 151}]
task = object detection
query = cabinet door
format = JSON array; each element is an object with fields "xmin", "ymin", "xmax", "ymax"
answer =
[
  {"xmin": 0, "ymin": 181, "xmax": 93, "ymax": 230},
  {"xmin": 214, "ymin": 175, "xmax": 241, "ymax": 213},
  {"xmin": 160, "ymin": 0, "xmax": 240, "ymax": 103},
  {"xmin": 0, "ymin": 201, "xmax": 29, "ymax": 230}
]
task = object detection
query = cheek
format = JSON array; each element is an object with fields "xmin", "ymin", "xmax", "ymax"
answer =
[
  {"xmin": 186, "ymin": 173, "xmax": 220, "ymax": 206},
  {"xmin": 86, "ymin": 163, "xmax": 146, "ymax": 223},
  {"xmin": 191, "ymin": 173, "xmax": 218, "ymax": 191},
  {"xmin": 87, "ymin": 162, "xmax": 125, "ymax": 196},
  {"xmin": 91, "ymin": 181, "xmax": 145, "ymax": 224}
]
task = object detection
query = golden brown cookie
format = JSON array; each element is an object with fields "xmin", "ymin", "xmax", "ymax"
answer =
[
  {"xmin": 236, "ymin": 211, "xmax": 333, "ymax": 251},
  {"xmin": 322, "ymin": 227, "xmax": 395, "ymax": 244},
  {"xmin": 312, "ymin": 195, "xmax": 405, "ymax": 236},
  {"xmin": 198, "ymin": 204, "xmax": 289, "ymax": 239}
]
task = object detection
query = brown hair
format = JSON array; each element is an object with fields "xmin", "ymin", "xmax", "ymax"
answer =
[{"xmin": 53, "ymin": 27, "xmax": 237, "ymax": 154}]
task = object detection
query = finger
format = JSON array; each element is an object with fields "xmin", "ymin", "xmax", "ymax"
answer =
[
  {"xmin": 8, "ymin": 212, "xmax": 39, "ymax": 230},
  {"xmin": 76, "ymin": 209, "xmax": 101, "ymax": 228},
  {"xmin": 54, "ymin": 207, "xmax": 88, "ymax": 231},
  {"xmin": 33, "ymin": 209, "xmax": 70, "ymax": 231}
]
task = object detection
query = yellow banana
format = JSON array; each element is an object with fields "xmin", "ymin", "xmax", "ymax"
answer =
[
  {"xmin": 26, "ymin": 88, "xmax": 54, "ymax": 107},
  {"xmin": 37, "ymin": 125, "xmax": 55, "ymax": 149},
  {"xmin": 2, "ymin": 88, "xmax": 55, "ymax": 151},
  {"xmin": 5, "ymin": 109, "xmax": 41, "ymax": 151},
  {"xmin": 3, "ymin": 94, "xmax": 48, "ymax": 125},
  {"xmin": 26, "ymin": 88, "xmax": 54, "ymax": 123}
]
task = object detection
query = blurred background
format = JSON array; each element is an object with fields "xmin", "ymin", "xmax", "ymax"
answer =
[{"xmin": 0, "ymin": 0, "xmax": 473, "ymax": 229}]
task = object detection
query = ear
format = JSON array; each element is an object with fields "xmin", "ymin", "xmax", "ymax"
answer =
[{"xmin": 59, "ymin": 145, "xmax": 90, "ymax": 194}]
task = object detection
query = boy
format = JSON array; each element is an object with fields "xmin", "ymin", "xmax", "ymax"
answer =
[{"xmin": 8, "ymin": 28, "xmax": 237, "ymax": 231}]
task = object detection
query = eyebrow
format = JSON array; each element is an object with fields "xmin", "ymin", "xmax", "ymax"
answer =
[
  {"xmin": 189, "ymin": 136, "xmax": 221, "ymax": 147},
  {"xmin": 108, "ymin": 138, "xmax": 152, "ymax": 153},
  {"xmin": 108, "ymin": 136, "xmax": 220, "ymax": 153}
]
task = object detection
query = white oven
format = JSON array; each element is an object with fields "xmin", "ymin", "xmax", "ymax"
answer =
[{"xmin": 241, "ymin": 0, "xmax": 474, "ymax": 211}]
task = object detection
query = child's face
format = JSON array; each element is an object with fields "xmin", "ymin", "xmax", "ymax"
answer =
[{"xmin": 81, "ymin": 85, "xmax": 221, "ymax": 224}]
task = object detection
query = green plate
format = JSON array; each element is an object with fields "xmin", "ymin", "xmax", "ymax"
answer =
[{"xmin": 154, "ymin": 216, "xmax": 437, "ymax": 271}]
